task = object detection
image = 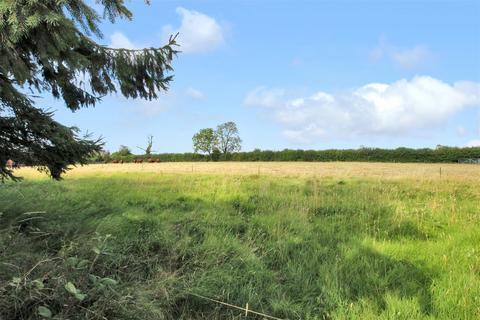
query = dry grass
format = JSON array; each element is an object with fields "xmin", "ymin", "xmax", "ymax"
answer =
[{"xmin": 14, "ymin": 161, "xmax": 480, "ymax": 180}]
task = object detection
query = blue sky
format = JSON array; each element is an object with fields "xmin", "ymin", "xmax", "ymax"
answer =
[{"xmin": 46, "ymin": 0, "xmax": 480, "ymax": 153}]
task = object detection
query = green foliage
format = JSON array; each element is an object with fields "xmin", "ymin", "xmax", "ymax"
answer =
[
  {"xmin": 65, "ymin": 281, "xmax": 86, "ymax": 301},
  {"xmin": 0, "ymin": 0, "xmax": 178, "ymax": 180},
  {"xmin": 0, "ymin": 211, "xmax": 120, "ymax": 319},
  {"xmin": 106, "ymin": 146, "xmax": 480, "ymax": 164},
  {"xmin": 215, "ymin": 121, "xmax": 242, "ymax": 157},
  {"xmin": 1, "ymin": 173, "xmax": 479, "ymax": 318},
  {"xmin": 211, "ymin": 147, "xmax": 221, "ymax": 161},
  {"xmin": 113, "ymin": 145, "xmax": 132, "ymax": 157},
  {"xmin": 37, "ymin": 306, "xmax": 52, "ymax": 318},
  {"xmin": 192, "ymin": 128, "xmax": 218, "ymax": 159},
  {"xmin": 228, "ymin": 146, "xmax": 480, "ymax": 162},
  {"xmin": 192, "ymin": 122, "xmax": 242, "ymax": 160}
]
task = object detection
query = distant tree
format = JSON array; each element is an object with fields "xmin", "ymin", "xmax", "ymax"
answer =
[
  {"xmin": 216, "ymin": 122, "xmax": 242, "ymax": 157},
  {"xmin": 192, "ymin": 128, "xmax": 217, "ymax": 159},
  {"xmin": 137, "ymin": 135, "xmax": 155, "ymax": 155},
  {"xmin": 115, "ymin": 145, "xmax": 132, "ymax": 157},
  {"xmin": 0, "ymin": 1, "xmax": 178, "ymax": 180}
]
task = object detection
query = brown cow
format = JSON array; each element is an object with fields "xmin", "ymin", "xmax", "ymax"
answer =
[{"xmin": 155, "ymin": 158, "xmax": 161, "ymax": 163}]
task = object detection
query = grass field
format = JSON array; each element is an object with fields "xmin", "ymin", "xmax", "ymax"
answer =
[
  {"xmin": 13, "ymin": 161, "xmax": 480, "ymax": 180},
  {"xmin": 1, "ymin": 163, "xmax": 479, "ymax": 319}
]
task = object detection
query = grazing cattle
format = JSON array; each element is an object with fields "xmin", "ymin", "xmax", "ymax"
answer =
[
  {"xmin": 6, "ymin": 159, "xmax": 14, "ymax": 169},
  {"xmin": 111, "ymin": 159, "xmax": 119, "ymax": 163},
  {"xmin": 155, "ymin": 158, "xmax": 161, "ymax": 163},
  {"xmin": 134, "ymin": 159, "xmax": 143, "ymax": 163},
  {"xmin": 147, "ymin": 158, "xmax": 155, "ymax": 163}
]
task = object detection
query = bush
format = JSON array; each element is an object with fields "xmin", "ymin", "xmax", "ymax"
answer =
[{"xmin": 103, "ymin": 146, "xmax": 480, "ymax": 164}]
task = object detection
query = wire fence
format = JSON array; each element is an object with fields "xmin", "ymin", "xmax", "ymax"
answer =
[{"xmin": 187, "ymin": 292, "xmax": 286, "ymax": 320}]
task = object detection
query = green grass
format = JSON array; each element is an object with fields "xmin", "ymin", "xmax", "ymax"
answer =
[{"xmin": 1, "ymin": 173, "xmax": 479, "ymax": 319}]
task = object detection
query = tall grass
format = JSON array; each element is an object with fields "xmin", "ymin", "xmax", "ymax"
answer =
[{"xmin": 1, "ymin": 170, "xmax": 479, "ymax": 319}]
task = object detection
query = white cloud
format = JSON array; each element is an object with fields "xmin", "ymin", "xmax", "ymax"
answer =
[
  {"xmin": 391, "ymin": 46, "xmax": 431, "ymax": 69},
  {"xmin": 371, "ymin": 37, "xmax": 431, "ymax": 69},
  {"xmin": 162, "ymin": 7, "xmax": 224, "ymax": 53},
  {"xmin": 109, "ymin": 32, "xmax": 137, "ymax": 49},
  {"xmin": 185, "ymin": 87, "xmax": 206, "ymax": 100},
  {"xmin": 245, "ymin": 76, "xmax": 480, "ymax": 143},
  {"xmin": 465, "ymin": 140, "xmax": 480, "ymax": 147},
  {"xmin": 244, "ymin": 86, "xmax": 286, "ymax": 108},
  {"xmin": 110, "ymin": 7, "xmax": 225, "ymax": 54}
]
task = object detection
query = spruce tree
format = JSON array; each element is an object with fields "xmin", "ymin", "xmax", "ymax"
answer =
[{"xmin": 0, "ymin": 0, "xmax": 178, "ymax": 180}]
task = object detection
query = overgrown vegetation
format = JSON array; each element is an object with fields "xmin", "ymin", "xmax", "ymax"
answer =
[
  {"xmin": 105, "ymin": 146, "xmax": 480, "ymax": 163},
  {"xmin": 1, "ymin": 171, "xmax": 479, "ymax": 319}
]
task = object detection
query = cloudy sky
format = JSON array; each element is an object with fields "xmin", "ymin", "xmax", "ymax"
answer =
[{"xmin": 47, "ymin": 0, "xmax": 480, "ymax": 152}]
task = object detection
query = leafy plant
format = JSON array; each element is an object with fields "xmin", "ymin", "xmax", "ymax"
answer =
[
  {"xmin": 1, "ymin": 226, "xmax": 120, "ymax": 319},
  {"xmin": 65, "ymin": 281, "xmax": 86, "ymax": 301},
  {"xmin": 37, "ymin": 306, "xmax": 52, "ymax": 318}
]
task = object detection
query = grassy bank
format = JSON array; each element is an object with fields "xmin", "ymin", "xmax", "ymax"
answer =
[{"xmin": 1, "ymin": 165, "xmax": 479, "ymax": 319}]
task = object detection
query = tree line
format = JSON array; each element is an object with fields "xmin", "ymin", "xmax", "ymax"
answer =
[
  {"xmin": 100, "ymin": 146, "xmax": 480, "ymax": 164},
  {"xmin": 94, "ymin": 122, "xmax": 480, "ymax": 164}
]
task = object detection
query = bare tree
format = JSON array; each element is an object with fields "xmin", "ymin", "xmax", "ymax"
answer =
[{"xmin": 137, "ymin": 135, "xmax": 156, "ymax": 155}]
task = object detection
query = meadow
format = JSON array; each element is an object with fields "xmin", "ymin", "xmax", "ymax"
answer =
[{"xmin": 1, "ymin": 162, "xmax": 479, "ymax": 319}]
